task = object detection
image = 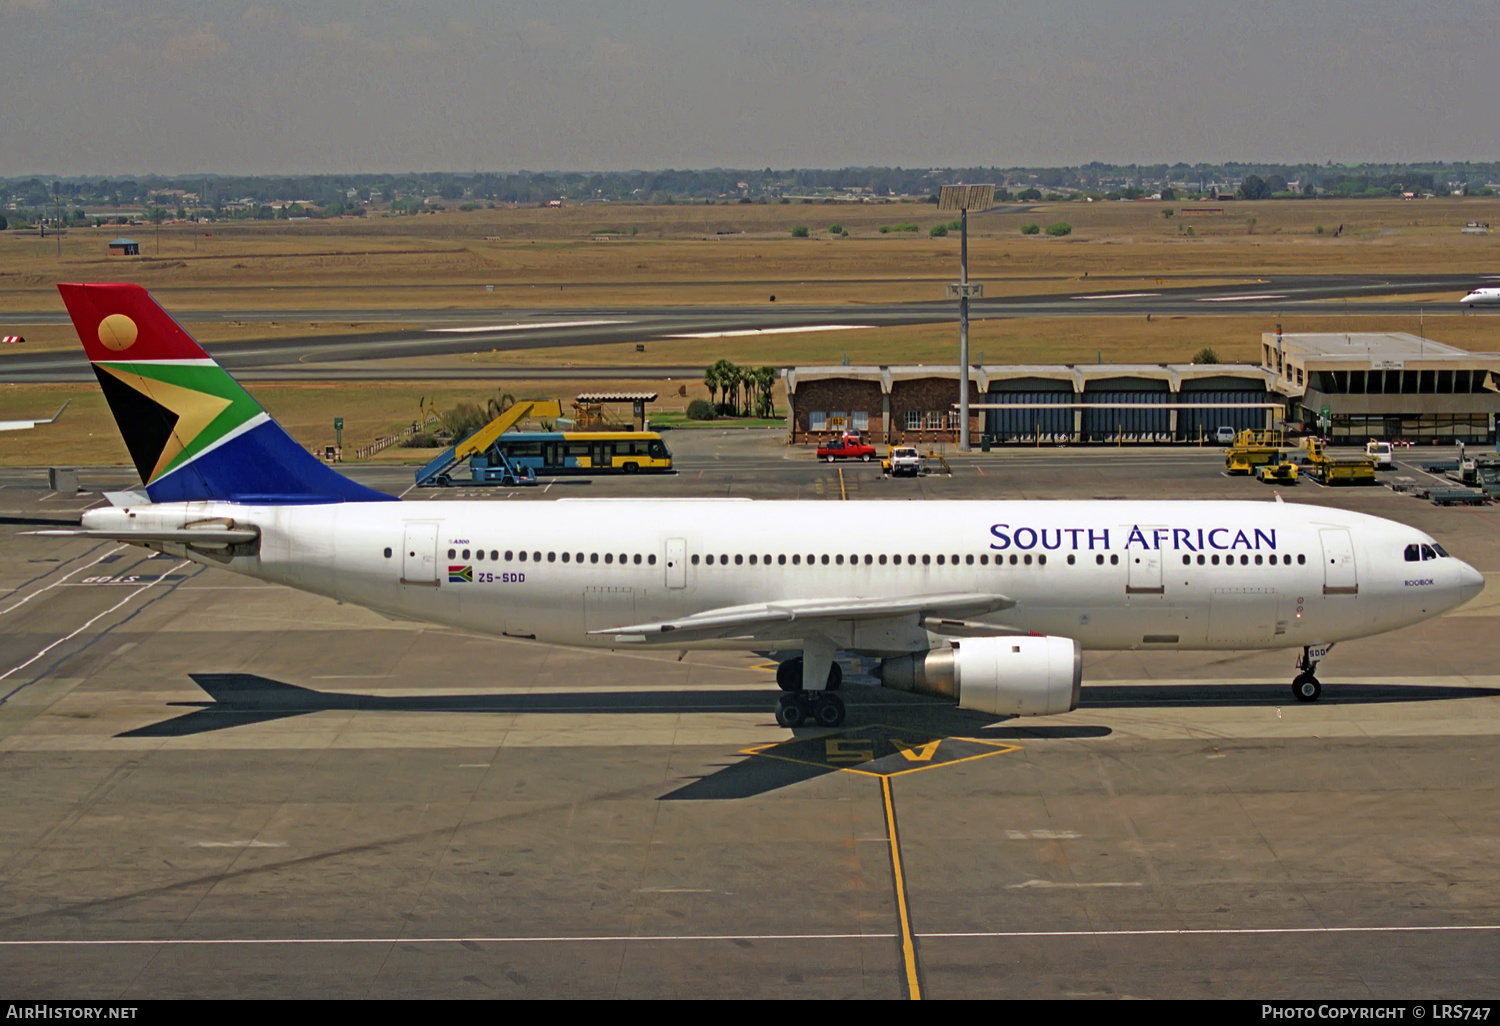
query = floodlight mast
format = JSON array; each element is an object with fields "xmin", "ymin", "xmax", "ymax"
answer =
[{"xmin": 938, "ymin": 185, "xmax": 994, "ymax": 451}]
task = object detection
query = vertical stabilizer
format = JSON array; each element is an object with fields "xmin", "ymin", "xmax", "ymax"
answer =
[{"xmin": 58, "ymin": 283, "xmax": 393, "ymax": 504}]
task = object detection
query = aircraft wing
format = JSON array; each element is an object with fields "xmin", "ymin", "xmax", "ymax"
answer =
[
  {"xmin": 587, "ymin": 592, "xmax": 1015, "ymax": 645},
  {"xmin": 0, "ymin": 400, "xmax": 69, "ymax": 432}
]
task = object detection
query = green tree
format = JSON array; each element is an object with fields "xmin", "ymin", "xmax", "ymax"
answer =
[
  {"xmin": 1018, "ymin": 187, "xmax": 1042, "ymax": 201},
  {"xmin": 440, "ymin": 401, "xmax": 488, "ymax": 441},
  {"xmin": 1045, "ymin": 222, "xmax": 1072, "ymax": 236},
  {"xmin": 1238, "ymin": 174, "xmax": 1270, "ymax": 201},
  {"xmin": 0, "ymin": 214, "xmax": 9, "ymax": 231},
  {"xmin": 703, "ymin": 362, "xmax": 722, "ymax": 408},
  {"xmin": 708, "ymin": 358, "xmax": 739, "ymax": 414},
  {"xmin": 1160, "ymin": 187, "xmax": 1177, "ymax": 201},
  {"xmin": 791, "ymin": 225, "xmax": 809, "ymax": 237},
  {"xmin": 1020, "ymin": 223, "xmax": 1040, "ymax": 235},
  {"xmin": 930, "ymin": 224, "xmax": 948, "ymax": 237},
  {"xmin": 753, "ymin": 366, "xmax": 778, "ymax": 418},
  {"xmin": 1192, "ymin": 347, "xmax": 1221, "ymax": 364}
]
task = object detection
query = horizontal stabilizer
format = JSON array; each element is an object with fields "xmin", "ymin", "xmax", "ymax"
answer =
[
  {"xmin": 588, "ymin": 592, "xmax": 1014, "ymax": 645},
  {"xmin": 27, "ymin": 527, "xmax": 258, "ymax": 549}
]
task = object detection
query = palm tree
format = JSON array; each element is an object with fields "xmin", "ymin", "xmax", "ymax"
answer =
[
  {"xmin": 703, "ymin": 365, "xmax": 719, "ymax": 409},
  {"xmin": 755, "ymin": 366, "xmax": 778, "ymax": 419},
  {"xmin": 710, "ymin": 359, "xmax": 739, "ymax": 415}
]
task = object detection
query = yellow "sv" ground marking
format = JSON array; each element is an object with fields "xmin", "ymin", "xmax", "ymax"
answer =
[
  {"xmin": 825, "ymin": 738, "xmax": 874, "ymax": 763},
  {"xmin": 890, "ymin": 739, "xmax": 941, "ymax": 762}
]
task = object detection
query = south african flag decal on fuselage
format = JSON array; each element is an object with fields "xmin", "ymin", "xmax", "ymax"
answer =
[{"xmin": 448, "ymin": 565, "xmax": 472, "ymax": 583}]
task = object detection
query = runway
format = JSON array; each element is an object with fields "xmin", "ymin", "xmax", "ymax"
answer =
[
  {"xmin": 2, "ymin": 435, "xmax": 1499, "ymax": 997},
  {"xmin": 1, "ymin": 273, "xmax": 1492, "ymax": 383}
]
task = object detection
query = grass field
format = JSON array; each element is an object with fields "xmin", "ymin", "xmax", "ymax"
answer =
[
  {"xmin": 0, "ymin": 377, "xmax": 733, "ymax": 468},
  {"xmin": 3, "ymin": 197, "xmax": 1497, "ymax": 316}
]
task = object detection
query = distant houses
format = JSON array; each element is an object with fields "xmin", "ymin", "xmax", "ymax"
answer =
[{"xmin": 107, "ymin": 238, "xmax": 139, "ymax": 256}]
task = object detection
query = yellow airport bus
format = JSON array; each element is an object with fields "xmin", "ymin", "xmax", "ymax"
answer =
[{"xmin": 495, "ymin": 431, "xmax": 673, "ymax": 475}]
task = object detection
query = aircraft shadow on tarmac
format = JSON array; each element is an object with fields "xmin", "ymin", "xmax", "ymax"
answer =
[
  {"xmin": 116, "ymin": 673, "xmax": 1497, "ymax": 799},
  {"xmin": 118, "ymin": 672, "xmax": 782, "ymax": 738}
]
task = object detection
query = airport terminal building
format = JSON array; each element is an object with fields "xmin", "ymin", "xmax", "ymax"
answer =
[
  {"xmin": 787, "ymin": 334, "xmax": 1500, "ymax": 447},
  {"xmin": 1262, "ymin": 331, "xmax": 1500, "ymax": 445},
  {"xmin": 785, "ymin": 363, "xmax": 1279, "ymax": 446}
]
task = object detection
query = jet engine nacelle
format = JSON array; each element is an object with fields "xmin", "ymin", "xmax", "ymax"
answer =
[{"xmin": 875, "ymin": 635, "xmax": 1082, "ymax": 716}]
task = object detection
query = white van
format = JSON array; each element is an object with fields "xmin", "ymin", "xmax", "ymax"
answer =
[{"xmin": 1366, "ymin": 440, "xmax": 1393, "ymax": 468}]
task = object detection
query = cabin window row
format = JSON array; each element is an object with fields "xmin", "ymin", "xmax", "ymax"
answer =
[
  {"xmin": 689, "ymin": 552, "xmax": 1055, "ymax": 567},
  {"xmin": 427, "ymin": 546, "xmax": 1309, "ymax": 569},
  {"xmin": 1181, "ymin": 553, "xmax": 1306, "ymax": 566},
  {"xmin": 448, "ymin": 547, "xmax": 657, "ymax": 566}
]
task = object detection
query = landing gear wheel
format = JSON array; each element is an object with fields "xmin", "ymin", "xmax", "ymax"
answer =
[
  {"xmin": 814, "ymin": 693, "xmax": 845, "ymax": 727},
  {"xmin": 776, "ymin": 658, "xmax": 804, "ymax": 692},
  {"xmin": 1292, "ymin": 673, "xmax": 1322, "ymax": 702},
  {"xmin": 775, "ymin": 693, "xmax": 806, "ymax": 728}
]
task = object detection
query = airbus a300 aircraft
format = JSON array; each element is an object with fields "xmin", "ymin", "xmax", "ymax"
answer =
[{"xmin": 40, "ymin": 283, "xmax": 1484, "ymax": 728}]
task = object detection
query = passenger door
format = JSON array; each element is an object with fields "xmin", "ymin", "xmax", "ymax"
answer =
[
  {"xmin": 401, "ymin": 522, "xmax": 439, "ymax": 586},
  {"xmin": 1319, "ymin": 528, "xmax": 1358, "ymax": 595}
]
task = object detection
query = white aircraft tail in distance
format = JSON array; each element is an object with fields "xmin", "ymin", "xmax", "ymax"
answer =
[{"xmin": 34, "ymin": 282, "xmax": 1486, "ymax": 728}]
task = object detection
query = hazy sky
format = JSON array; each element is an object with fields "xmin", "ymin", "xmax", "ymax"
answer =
[{"xmin": 1, "ymin": 0, "xmax": 1496, "ymax": 175}]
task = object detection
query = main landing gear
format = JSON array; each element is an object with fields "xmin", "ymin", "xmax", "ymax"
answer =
[
  {"xmin": 776, "ymin": 691, "xmax": 845, "ymax": 728},
  {"xmin": 773, "ymin": 650, "xmax": 847, "ymax": 727},
  {"xmin": 1292, "ymin": 645, "xmax": 1332, "ymax": 702}
]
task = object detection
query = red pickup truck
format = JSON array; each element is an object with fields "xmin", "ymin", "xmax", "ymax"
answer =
[{"xmin": 816, "ymin": 433, "xmax": 877, "ymax": 462}]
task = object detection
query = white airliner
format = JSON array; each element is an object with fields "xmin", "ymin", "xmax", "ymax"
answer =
[
  {"xmin": 37, "ymin": 284, "xmax": 1485, "ymax": 728},
  {"xmin": 1460, "ymin": 287, "xmax": 1500, "ymax": 306}
]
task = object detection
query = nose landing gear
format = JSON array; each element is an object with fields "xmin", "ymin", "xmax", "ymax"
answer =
[{"xmin": 1292, "ymin": 644, "xmax": 1333, "ymax": 702}]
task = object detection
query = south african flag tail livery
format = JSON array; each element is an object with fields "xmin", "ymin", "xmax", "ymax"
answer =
[{"xmin": 57, "ymin": 283, "xmax": 392, "ymax": 504}]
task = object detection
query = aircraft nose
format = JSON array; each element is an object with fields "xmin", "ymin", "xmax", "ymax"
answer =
[{"xmin": 1458, "ymin": 562, "xmax": 1485, "ymax": 607}]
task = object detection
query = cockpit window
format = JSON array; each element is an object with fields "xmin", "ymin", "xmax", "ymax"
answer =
[
  {"xmin": 1404, "ymin": 544, "xmax": 1420, "ymax": 562},
  {"xmin": 1421, "ymin": 544, "xmax": 1437, "ymax": 561},
  {"xmin": 1433, "ymin": 543, "xmax": 1450, "ymax": 558}
]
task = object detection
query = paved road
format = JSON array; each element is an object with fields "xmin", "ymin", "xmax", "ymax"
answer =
[{"xmin": 2, "ymin": 273, "xmax": 1495, "ymax": 383}]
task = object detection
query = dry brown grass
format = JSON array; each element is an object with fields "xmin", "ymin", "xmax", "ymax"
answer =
[
  {"xmin": 3, "ymin": 197, "xmax": 1496, "ymax": 317},
  {"xmin": 0, "ymin": 377, "xmax": 719, "ymax": 467}
]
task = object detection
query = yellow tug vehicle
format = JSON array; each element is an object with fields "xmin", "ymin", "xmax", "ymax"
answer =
[
  {"xmin": 1256, "ymin": 460, "xmax": 1300, "ymax": 485},
  {"xmin": 1223, "ymin": 429, "xmax": 1284, "ymax": 475},
  {"xmin": 1300, "ymin": 437, "xmax": 1377, "ymax": 485}
]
